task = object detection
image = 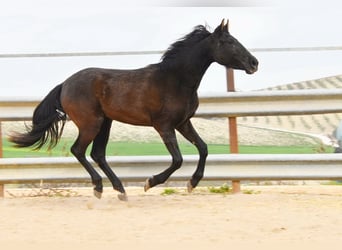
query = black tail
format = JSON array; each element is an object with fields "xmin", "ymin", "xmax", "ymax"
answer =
[{"xmin": 9, "ymin": 84, "xmax": 67, "ymax": 150}]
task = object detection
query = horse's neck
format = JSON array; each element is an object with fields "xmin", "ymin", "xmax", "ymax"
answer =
[
  {"xmin": 177, "ymin": 42, "xmax": 213, "ymax": 90},
  {"xmin": 160, "ymin": 41, "xmax": 213, "ymax": 90}
]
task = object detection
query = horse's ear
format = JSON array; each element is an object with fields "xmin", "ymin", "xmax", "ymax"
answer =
[
  {"xmin": 220, "ymin": 18, "xmax": 226, "ymax": 31},
  {"xmin": 214, "ymin": 19, "xmax": 228, "ymax": 35}
]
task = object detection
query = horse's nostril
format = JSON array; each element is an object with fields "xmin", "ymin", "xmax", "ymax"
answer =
[
  {"xmin": 251, "ymin": 58, "xmax": 258, "ymax": 67},
  {"xmin": 250, "ymin": 57, "xmax": 258, "ymax": 68}
]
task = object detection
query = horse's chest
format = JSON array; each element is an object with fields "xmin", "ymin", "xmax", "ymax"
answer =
[
  {"xmin": 185, "ymin": 98, "xmax": 199, "ymax": 114},
  {"xmin": 170, "ymin": 95, "xmax": 199, "ymax": 119}
]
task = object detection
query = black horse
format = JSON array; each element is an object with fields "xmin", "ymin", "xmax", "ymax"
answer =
[{"xmin": 10, "ymin": 19, "xmax": 258, "ymax": 200}]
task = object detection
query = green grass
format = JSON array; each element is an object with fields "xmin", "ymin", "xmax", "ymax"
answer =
[
  {"xmin": 322, "ymin": 181, "xmax": 342, "ymax": 185},
  {"xmin": 161, "ymin": 188, "xmax": 178, "ymax": 195},
  {"xmin": 1, "ymin": 138, "xmax": 333, "ymax": 158},
  {"xmin": 208, "ymin": 184, "xmax": 231, "ymax": 194},
  {"xmin": 242, "ymin": 189, "xmax": 261, "ymax": 194}
]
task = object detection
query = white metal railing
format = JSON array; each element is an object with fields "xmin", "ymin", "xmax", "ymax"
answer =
[
  {"xmin": 1, "ymin": 154, "xmax": 342, "ymax": 183},
  {"xmin": 2, "ymin": 89, "xmax": 342, "ymax": 121},
  {"xmin": 1, "ymin": 89, "xmax": 342, "ymax": 196},
  {"xmin": 197, "ymin": 89, "xmax": 342, "ymax": 117},
  {"xmin": 0, "ymin": 46, "xmax": 341, "ymax": 58}
]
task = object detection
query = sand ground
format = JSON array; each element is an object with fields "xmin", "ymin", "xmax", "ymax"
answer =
[{"xmin": 0, "ymin": 184, "xmax": 341, "ymax": 250}]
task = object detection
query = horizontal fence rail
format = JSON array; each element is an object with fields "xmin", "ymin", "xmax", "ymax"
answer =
[
  {"xmin": 197, "ymin": 89, "xmax": 342, "ymax": 117},
  {"xmin": 2, "ymin": 89, "xmax": 342, "ymax": 121},
  {"xmin": 1, "ymin": 154, "xmax": 342, "ymax": 185},
  {"xmin": 0, "ymin": 46, "xmax": 341, "ymax": 58}
]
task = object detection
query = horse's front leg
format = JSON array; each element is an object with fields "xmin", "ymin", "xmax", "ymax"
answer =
[
  {"xmin": 144, "ymin": 129, "xmax": 183, "ymax": 191},
  {"xmin": 177, "ymin": 120, "xmax": 208, "ymax": 192}
]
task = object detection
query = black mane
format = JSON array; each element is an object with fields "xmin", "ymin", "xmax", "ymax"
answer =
[{"xmin": 161, "ymin": 25, "xmax": 211, "ymax": 64}]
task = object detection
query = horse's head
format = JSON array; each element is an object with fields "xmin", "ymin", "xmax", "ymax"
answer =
[{"xmin": 210, "ymin": 19, "xmax": 258, "ymax": 74}]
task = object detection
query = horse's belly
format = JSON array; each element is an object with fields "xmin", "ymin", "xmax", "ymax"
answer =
[{"xmin": 103, "ymin": 106, "xmax": 152, "ymax": 126}]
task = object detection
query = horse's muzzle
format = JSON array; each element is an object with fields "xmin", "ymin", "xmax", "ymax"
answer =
[{"xmin": 245, "ymin": 56, "xmax": 258, "ymax": 74}]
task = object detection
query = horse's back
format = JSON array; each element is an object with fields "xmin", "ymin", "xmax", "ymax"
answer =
[{"xmin": 60, "ymin": 66, "xmax": 163, "ymax": 126}]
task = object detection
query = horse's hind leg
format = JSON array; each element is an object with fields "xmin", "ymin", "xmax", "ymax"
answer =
[
  {"xmin": 90, "ymin": 118, "xmax": 127, "ymax": 201},
  {"xmin": 71, "ymin": 128, "xmax": 103, "ymax": 199}
]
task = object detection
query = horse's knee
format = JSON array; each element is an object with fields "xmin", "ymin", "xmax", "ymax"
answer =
[
  {"xmin": 195, "ymin": 141, "xmax": 208, "ymax": 159},
  {"xmin": 70, "ymin": 144, "xmax": 76, "ymax": 155},
  {"xmin": 173, "ymin": 155, "xmax": 183, "ymax": 169},
  {"xmin": 71, "ymin": 145, "xmax": 82, "ymax": 159},
  {"xmin": 199, "ymin": 143, "xmax": 208, "ymax": 158}
]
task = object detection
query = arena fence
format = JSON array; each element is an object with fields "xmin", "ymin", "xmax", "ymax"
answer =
[
  {"xmin": 1, "ymin": 90, "xmax": 342, "ymax": 196},
  {"xmin": 1, "ymin": 46, "xmax": 342, "ymax": 196}
]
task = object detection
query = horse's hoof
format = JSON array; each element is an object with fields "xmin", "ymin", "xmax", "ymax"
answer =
[
  {"xmin": 118, "ymin": 193, "xmax": 128, "ymax": 201},
  {"xmin": 187, "ymin": 180, "xmax": 194, "ymax": 193},
  {"xmin": 144, "ymin": 178, "xmax": 151, "ymax": 192},
  {"xmin": 93, "ymin": 189, "xmax": 102, "ymax": 199}
]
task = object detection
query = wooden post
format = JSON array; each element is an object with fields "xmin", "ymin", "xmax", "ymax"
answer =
[
  {"xmin": 0, "ymin": 122, "xmax": 4, "ymax": 197},
  {"xmin": 226, "ymin": 20, "xmax": 241, "ymax": 194},
  {"xmin": 0, "ymin": 122, "xmax": 2, "ymax": 158},
  {"xmin": 226, "ymin": 68, "xmax": 241, "ymax": 194},
  {"xmin": 226, "ymin": 68, "xmax": 239, "ymax": 152},
  {"xmin": 0, "ymin": 184, "xmax": 4, "ymax": 198}
]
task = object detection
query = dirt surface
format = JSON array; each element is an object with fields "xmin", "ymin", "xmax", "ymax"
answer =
[{"xmin": 0, "ymin": 185, "xmax": 341, "ymax": 250}]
